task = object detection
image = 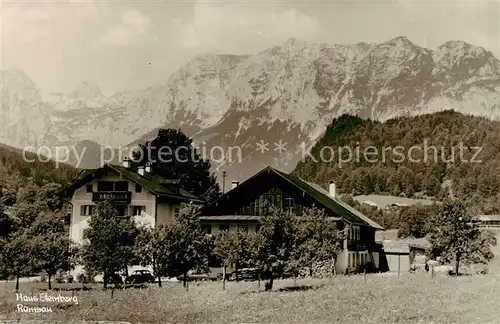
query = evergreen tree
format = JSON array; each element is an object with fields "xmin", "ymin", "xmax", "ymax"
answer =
[{"xmin": 133, "ymin": 129, "xmax": 220, "ymax": 202}]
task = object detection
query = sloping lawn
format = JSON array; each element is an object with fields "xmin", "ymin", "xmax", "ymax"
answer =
[{"xmin": 1, "ymin": 273, "xmax": 499, "ymax": 323}]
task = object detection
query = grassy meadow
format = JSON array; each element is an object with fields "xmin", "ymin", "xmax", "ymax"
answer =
[{"xmin": 1, "ymin": 272, "xmax": 500, "ymax": 323}]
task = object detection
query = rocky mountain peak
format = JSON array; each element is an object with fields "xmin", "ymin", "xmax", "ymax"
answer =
[
  {"xmin": 387, "ymin": 36, "xmax": 415, "ymax": 46},
  {"xmin": 433, "ymin": 40, "xmax": 499, "ymax": 77},
  {"xmin": 1, "ymin": 69, "xmax": 42, "ymax": 103},
  {"xmin": 2, "ymin": 36, "xmax": 500, "ymax": 181},
  {"xmin": 69, "ymin": 80, "xmax": 103, "ymax": 100},
  {"xmin": 280, "ymin": 37, "xmax": 311, "ymax": 53}
]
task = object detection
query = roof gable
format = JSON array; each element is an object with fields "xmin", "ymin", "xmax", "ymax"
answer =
[
  {"xmin": 201, "ymin": 166, "xmax": 384, "ymax": 230},
  {"xmin": 64, "ymin": 164, "xmax": 203, "ymax": 203}
]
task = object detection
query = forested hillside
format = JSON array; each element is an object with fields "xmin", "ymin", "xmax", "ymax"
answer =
[
  {"xmin": 293, "ymin": 111, "xmax": 500, "ymax": 213},
  {"xmin": 0, "ymin": 143, "xmax": 77, "ymax": 206}
]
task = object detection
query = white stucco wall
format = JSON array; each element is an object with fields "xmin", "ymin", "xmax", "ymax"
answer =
[
  {"xmin": 335, "ymin": 250, "xmax": 348, "ymax": 274},
  {"xmin": 156, "ymin": 202, "xmax": 181, "ymax": 226},
  {"xmin": 70, "ymin": 171, "xmax": 157, "ymax": 245},
  {"xmin": 68, "ymin": 169, "xmax": 199, "ymax": 280}
]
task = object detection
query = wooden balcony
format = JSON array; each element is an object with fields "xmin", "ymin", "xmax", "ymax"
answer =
[
  {"xmin": 92, "ymin": 191, "xmax": 131, "ymax": 204},
  {"xmin": 347, "ymin": 239, "xmax": 368, "ymax": 251}
]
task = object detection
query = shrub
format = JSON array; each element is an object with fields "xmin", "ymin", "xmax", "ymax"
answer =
[
  {"xmin": 77, "ymin": 272, "xmax": 96, "ymax": 284},
  {"xmin": 66, "ymin": 274, "xmax": 74, "ymax": 283},
  {"xmin": 76, "ymin": 273, "xmax": 87, "ymax": 283},
  {"xmin": 54, "ymin": 272, "xmax": 65, "ymax": 283}
]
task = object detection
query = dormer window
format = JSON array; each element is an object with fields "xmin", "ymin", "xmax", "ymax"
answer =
[
  {"xmin": 97, "ymin": 181, "xmax": 128, "ymax": 192},
  {"xmin": 86, "ymin": 184, "xmax": 93, "ymax": 193},
  {"xmin": 135, "ymin": 184, "xmax": 142, "ymax": 193},
  {"xmin": 114, "ymin": 181, "xmax": 128, "ymax": 191},
  {"xmin": 97, "ymin": 181, "xmax": 113, "ymax": 192}
]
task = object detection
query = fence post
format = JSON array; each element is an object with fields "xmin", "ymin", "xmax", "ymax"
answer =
[{"xmin": 397, "ymin": 255, "xmax": 401, "ymax": 278}]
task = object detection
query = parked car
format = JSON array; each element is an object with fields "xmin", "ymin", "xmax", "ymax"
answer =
[
  {"xmin": 176, "ymin": 270, "xmax": 218, "ymax": 282},
  {"xmin": 125, "ymin": 270, "xmax": 155, "ymax": 284},
  {"xmin": 228, "ymin": 268, "xmax": 259, "ymax": 281}
]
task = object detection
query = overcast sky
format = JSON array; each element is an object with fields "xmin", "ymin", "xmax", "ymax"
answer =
[{"xmin": 1, "ymin": 0, "xmax": 499, "ymax": 95}]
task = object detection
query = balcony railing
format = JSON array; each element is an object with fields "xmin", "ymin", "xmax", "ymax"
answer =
[{"xmin": 92, "ymin": 191, "xmax": 131, "ymax": 204}]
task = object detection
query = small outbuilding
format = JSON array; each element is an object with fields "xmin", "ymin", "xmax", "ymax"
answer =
[{"xmin": 380, "ymin": 238, "xmax": 429, "ymax": 273}]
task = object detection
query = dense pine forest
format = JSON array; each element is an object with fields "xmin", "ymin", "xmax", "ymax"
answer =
[
  {"xmin": 0, "ymin": 143, "xmax": 77, "ymax": 206},
  {"xmin": 293, "ymin": 110, "xmax": 500, "ymax": 214}
]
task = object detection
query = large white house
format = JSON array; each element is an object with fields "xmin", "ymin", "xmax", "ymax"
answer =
[{"xmin": 63, "ymin": 160, "xmax": 203, "ymax": 276}]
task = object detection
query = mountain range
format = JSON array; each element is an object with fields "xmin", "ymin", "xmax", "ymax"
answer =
[{"xmin": 2, "ymin": 36, "xmax": 500, "ymax": 183}]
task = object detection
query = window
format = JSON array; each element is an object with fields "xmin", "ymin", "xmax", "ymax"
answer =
[
  {"xmin": 284, "ymin": 197, "xmax": 294, "ymax": 214},
  {"xmin": 349, "ymin": 226, "xmax": 360, "ymax": 240},
  {"xmin": 81, "ymin": 205, "xmax": 93, "ymax": 216},
  {"xmin": 132, "ymin": 206, "xmax": 145, "ymax": 216},
  {"xmin": 201, "ymin": 224, "xmax": 212, "ymax": 235},
  {"xmin": 115, "ymin": 205, "xmax": 128, "ymax": 217},
  {"xmin": 114, "ymin": 181, "xmax": 128, "ymax": 192},
  {"xmin": 238, "ymin": 225, "xmax": 249, "ymax": 233},
  {"xmin": 219, "ymin": 224, "xmax": 229, "ymax": 232},
  {"xmin": 348, "ymin": 253, "xmax": 351, "ymax": 267},
  {"xmin": 97, "ymin": 181, "xmax": 128, "ymax": 192},
  {"xmin": 64, "ymin": 213, "xmax": 71, "ymax": 225},
  {"xmin": 86, "ymin": 184, "xmax": 93, "ymax": 193},
  {"xmin": 135, "ymin": 184, "xmax": 142, "ymax": 193},
  {"xmin": 97, "ymin": 181, "xmax": 113, "ymax": 192}
]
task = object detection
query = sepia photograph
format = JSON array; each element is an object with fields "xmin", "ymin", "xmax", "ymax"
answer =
[{"xmin": 1, "ymin": 0, "xmax": 500, "ymax": 323}]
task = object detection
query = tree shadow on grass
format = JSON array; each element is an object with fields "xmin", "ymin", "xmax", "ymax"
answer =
[
  {"xmin": 38, "ymin": 283, "xmax": 149, "ymax": 292},
  {"xmin": 277, "ymin": 284, "xmax": 325, "ymax": 292},
  {"xmin": 39, "ymin": 286, "xmax": 93, "ymax": 292},
  {"xmin": 240, "ymin": 283, "xmax": 325, "ymax": 295}
]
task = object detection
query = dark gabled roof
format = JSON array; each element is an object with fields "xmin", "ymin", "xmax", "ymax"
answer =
[
  {"xmin": 202, "ymin": 166, "xmax": 384, "ymax": 230},
  {"xmin": 271, "ymin": 169, "xmax": 383, "ymax": 230},
  {"xmin": 64, "ymin": 164, "xmax": 203, "ymax": 203}
]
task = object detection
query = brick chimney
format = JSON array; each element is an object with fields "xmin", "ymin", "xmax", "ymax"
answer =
[
  {"xmin": 122, "ymin": 157, "xmax": 131, "ymax": 168},
  {"xmin": 329, "ymin": 181, "xmax": 336, "ymax": 198}
]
